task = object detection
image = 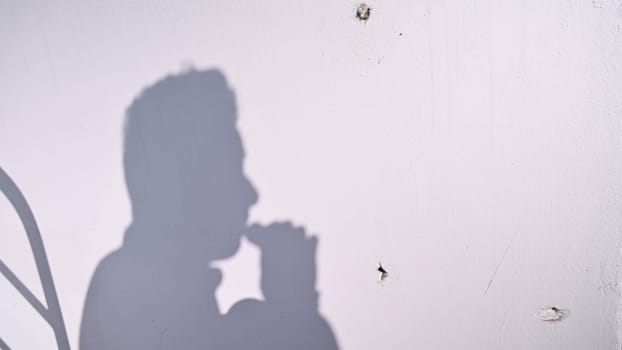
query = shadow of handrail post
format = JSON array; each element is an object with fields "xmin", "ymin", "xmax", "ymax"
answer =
[{"xmin": 0, "ymin": 166, "xmax": 70, "ymax": 350}]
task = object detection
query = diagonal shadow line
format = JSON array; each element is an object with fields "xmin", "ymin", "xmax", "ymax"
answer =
[
  {"xmin": 0, "ymin": 259, "xmax": 50, "ymax": 322},
  {"xmin": 0, "ymin": 166, "xmax": 70, "ymax": 350},
  {"xmin": 0, "ymin": 336, "xmax": 13, "ymax": 350}
]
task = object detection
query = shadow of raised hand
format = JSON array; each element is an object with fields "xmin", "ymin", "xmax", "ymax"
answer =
[
  {"xmin": 247, "ymin": 222, "xmax": 318, "ymax": 308},
  {"xmin": 222, "ymin": 222, "xmax": 339, "ymax": 350}
]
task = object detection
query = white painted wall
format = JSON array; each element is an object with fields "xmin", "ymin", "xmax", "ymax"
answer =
[{"xmin": 1, "ymin": 0, "xmax": 622, "ymax": 349}]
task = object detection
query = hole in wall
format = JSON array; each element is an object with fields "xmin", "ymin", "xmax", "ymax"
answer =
[{"xmin": 356, "ymin": 3, "xmax": 371, "ymax": 21}]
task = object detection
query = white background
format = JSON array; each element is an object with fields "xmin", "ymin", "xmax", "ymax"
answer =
[{"xmin": 1, "ymin": 0, "xmax": 622, "ymax": 349}]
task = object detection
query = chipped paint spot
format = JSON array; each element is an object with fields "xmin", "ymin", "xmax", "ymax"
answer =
[
  {"xmin": 356, "ymin": 3, "xmax": 371, "ymax": 21},
  {"xmin": 535, "ymin": 307, "xmax": 568, "ymax": 321},
  {"xmin": 377, "ymin": 262, "xmax": 388, "ymax": 282}
]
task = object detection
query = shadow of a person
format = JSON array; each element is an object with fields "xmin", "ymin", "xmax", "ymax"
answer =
[{"xmin": 79, "ymin": 69, "xmax": 338, "ymax": 350}]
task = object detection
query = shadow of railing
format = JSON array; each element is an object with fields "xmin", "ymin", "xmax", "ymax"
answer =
[{"xmin": 0, "ymin": 166, "xmax": 70, "ymax": 350}]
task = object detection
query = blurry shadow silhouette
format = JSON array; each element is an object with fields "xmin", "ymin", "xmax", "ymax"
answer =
[{"xmin": 79, "ymin": 69, "xmax": 339, "ymax": 349}]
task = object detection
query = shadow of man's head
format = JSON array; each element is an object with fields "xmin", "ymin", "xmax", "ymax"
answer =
[
  {"xmin": 80, "ymin": 69, "xmax": 339, "ymax": 350},
  {"xmin": 122, "ymin": 69, "xmax": 258, "ymax": 261}
]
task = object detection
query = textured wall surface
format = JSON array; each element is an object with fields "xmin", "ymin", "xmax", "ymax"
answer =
[{"xmin": 1, "ymin": 0, "xmax": 622, "ymax": 349}]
